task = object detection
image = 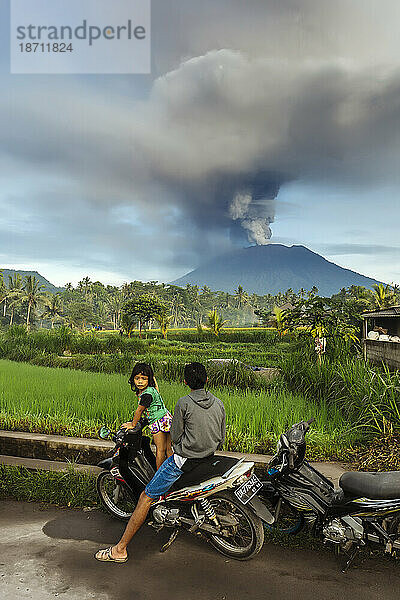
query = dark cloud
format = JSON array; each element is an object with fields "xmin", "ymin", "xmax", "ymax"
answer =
[
  {"xmin": 151, "ymin": 1, "xmax": 400, "ymax": 74},
  {"xmin": 1, "ymin": 1, "xmax": 400, "ymax": 280}
]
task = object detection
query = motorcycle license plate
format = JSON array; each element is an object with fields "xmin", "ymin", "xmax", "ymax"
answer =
[{"xmin": 234, "ymin": 474, "xmax": 263, "ymax": 505}]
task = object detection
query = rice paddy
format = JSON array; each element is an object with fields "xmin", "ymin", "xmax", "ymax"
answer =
[{"xmin": 0, "ymin": 358, "xmax": 358, "ymax": 457}]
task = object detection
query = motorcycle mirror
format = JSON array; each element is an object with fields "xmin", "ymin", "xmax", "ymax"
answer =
[{"xmin": 98, "ymin": 425, "xmax": 111, "ymax": 439}]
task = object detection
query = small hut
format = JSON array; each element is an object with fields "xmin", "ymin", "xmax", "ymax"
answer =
[{"xmin": 362, "ymin": 306, "xmax": 400, "ymax": 369}]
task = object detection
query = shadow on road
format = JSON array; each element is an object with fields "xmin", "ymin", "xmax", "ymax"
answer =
[
  {"xmin": 29, "ymin": 504, "xmax": 400, "ymax": 600},
  {"xmin": 42, "ymin": 508, "xmax": 125, "ymax": 543}
]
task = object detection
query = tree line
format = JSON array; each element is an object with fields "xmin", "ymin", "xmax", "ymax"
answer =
[{"xmin": 1, "ymin": 270, "xmax": 399, "ymax": 338}]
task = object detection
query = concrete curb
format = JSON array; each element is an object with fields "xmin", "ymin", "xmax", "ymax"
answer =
[
  {"xmin": 0, "ymin": 429, "xmax": 113, "ymax": 465},
  {"xmin": 0, "ymin": 430, "xmax": 348, "ymax": 486},
  {"xmin": 0, "ymin": 454, "xmax": 102, "ymax": 475}
]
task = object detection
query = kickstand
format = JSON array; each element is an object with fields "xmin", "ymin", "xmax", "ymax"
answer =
[
  {"xmin": 160, "ymin": 528, "xmax": 179, "ymax": 553},
  {"xmin": 341, "ymin": 545, "xmax": 360, "ymax": 573}
]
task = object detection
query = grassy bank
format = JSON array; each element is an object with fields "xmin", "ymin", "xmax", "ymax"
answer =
[
  {"xmin": 0, "ymin": 464, "xmax": 97, "ymax": 507},
  {"xmin": 0, "ymin": 359, "xmax": 357, "ymax": 457}
]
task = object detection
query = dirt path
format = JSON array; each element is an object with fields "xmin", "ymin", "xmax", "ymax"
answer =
[{"xmin": 1, "ymin": 500, "xmax": 399, "ymax": 600}]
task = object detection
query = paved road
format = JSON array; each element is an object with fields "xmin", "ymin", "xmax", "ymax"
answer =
[{"xmin": 1, "ymin": 500, "xmax": 399, "ymax": 600}]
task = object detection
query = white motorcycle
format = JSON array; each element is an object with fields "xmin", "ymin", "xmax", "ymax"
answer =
[{"xmin": 96, "ymin": 423, "xmax": 273, "ymax": 560}]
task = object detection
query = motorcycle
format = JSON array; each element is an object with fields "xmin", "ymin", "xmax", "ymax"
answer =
[
  {"xmin": 96, "ymin": 422, "xmax": 273, "ymax": 560},
  {"xmin": 258, "ymin": 418, "xmax": 400, "ymax": 571}
]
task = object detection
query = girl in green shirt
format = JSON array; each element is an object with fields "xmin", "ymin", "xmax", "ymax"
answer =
[{"xmin": 122, "ymin": 362, "xmax": 173, "ymax": 469}]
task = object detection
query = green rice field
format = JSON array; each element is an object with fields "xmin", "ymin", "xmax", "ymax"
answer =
[{"xmin": 0, "ymin": 359, "xmax": 358, "ymax": 457}]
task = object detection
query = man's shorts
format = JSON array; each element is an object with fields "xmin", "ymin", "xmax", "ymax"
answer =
[
  {"xmin": 145, "ymin": 454, "xmax": 183, "ymax": 499},
  {"xmin": 149, "ymin": 411, "xmax": 173, "ymax": 435}
]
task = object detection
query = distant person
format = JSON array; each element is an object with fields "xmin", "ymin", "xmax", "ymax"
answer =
[
  {"xmin": 95, "ymin": 362, "xmax": 226, "ymax": 563},
  {"xmin": 122, "ymin": 362, "xmax": 173, "ymax": 469}
]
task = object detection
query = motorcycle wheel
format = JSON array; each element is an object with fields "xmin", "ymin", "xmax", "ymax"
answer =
[
  {"xmin": 96, "ymin": 471, "xmax": 138, "ymax": 522},
  {"xmin": 206, "ymin": 491, "xmax": 264, "ymax": 560},
  {"xmin": 261, "ymin": 498, "xmax": 304, "ymax": 535}
]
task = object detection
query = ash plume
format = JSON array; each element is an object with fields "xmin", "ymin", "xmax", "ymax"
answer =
[{"xmin": 229, "ymin": 191, "xmax": 274, "ymax": 245}]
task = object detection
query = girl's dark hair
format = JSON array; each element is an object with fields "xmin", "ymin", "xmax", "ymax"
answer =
[{"xmin": 128, "ymin": 362, "xmax": 156, "ymax": 392}]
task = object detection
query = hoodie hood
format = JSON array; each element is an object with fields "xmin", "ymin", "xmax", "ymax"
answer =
[{"xmin": 188, "ymin": 389, "xmax": 215, "ymax": 409}]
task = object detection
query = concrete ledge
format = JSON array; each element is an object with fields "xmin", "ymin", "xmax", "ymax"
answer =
[
  {"xmin": 0, "ymin": 430, "xmax": 348, "ymax": 486},
  {"xmin": 0, "ymin": 454, "xmax": 102, "ymax": 475},
  {"xmin": 0, "ymin": 430, "xmax": 113, "ymax": 465},
  {"xmin": 0, "ymin": 430, "xmax": 272, "ymax": 469}
]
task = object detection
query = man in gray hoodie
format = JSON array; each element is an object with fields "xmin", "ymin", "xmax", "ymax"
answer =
[
  {"xmin": 95, "ymin": 362, "xmax": 226, "ymax": 563},
  {"xmin": 170, "ymin": 362, "xmax": 226, "ymax": 471}
]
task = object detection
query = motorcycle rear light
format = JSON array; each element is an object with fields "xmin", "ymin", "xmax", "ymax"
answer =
[{"xmin": 234, "ymin": 469, "xmax": 253, "ymax": 486}]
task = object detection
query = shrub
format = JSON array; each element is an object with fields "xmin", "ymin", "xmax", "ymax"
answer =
[{"xmin": 279, "ymin": 344, "xmax": 400, "ymax": 434}]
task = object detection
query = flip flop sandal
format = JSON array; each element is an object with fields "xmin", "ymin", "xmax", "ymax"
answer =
[{"xmin": 94, "ymin": 547, "xmax": 128, "ymax": 563}]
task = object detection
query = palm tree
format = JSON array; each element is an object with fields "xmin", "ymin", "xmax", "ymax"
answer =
[
  {"xmin": 0, "ymin": 270, "xmax": 10, "ymax": 317},
  {"xmin": 1, "ymin": 284, "xmax": 8, "ymax": 318},
  {"xmin": 249, "ymin": 293, "xmax": 259, "ymax": 309},
  {"xmin": 170, "ymin": 295, "xmax": 185, "ymax": 327},
  {"xmin": 42, "ymin": 294, "xmax": 64, "ymax": 328},
  {"xmin": 234, "ymin": 285, "xmax": 249, "ymax": 309},
  {"xmin": 155, "ymin": 311, "xmax": 173, "ymax": 339},
  {"xmin": 189, "ymin": 286, "xmax": 203, "ymax": 325},
  {"xmin": 392, "ymin": 283, "xmax": 400, "ymax": 305},
  {"xmin": 7, "ymin": 274, "xmax": 23, "ymax": 326},
  {"xmin": 207, "ymin": 309, "xmax": 228, "ymax": 337},
  {"xmin": 107, "ymin": 292, "xmax": 125, "ymax": 329},
  {"xmin": 273, "ymin": 306, "xmax": 287, "ymax": 337},
  {"xmin": 20, "ymin": 275, "xmax": 48, "ymax": 328},
  {"xmin": 96, "ymin": 302, "xmax": 109, "ymax": 329},
  {"xmin": 78, "ymin": 276, "xmax": 92, "ymax": 300},
  {"xmin": 372, "ymin": 283, "xmax": 395, "ymax": 310}
]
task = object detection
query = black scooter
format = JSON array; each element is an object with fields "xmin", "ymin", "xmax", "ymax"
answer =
[{"xmin": 258, "ymin": 419, "xmax": 400, "ymax": 571}]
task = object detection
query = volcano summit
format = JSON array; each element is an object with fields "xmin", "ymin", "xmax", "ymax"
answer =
[{"xmin": 171, "ymin": 245, "xmax": 382, "ymax": 296}]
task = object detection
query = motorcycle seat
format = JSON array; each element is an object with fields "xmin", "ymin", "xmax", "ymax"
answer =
[
  {"xmin": 340, "ymin": 471, "xmax": 400, "ymax": 499},
  {"xmin": 168, "ymin": 456, "xmax": 239, "ymax": 492}
]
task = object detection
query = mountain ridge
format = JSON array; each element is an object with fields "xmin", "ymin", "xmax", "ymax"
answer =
[
  {"xmin": 170, "ymin": 244, "xmax": 383, "ymax": 296},
  {"xmin": 0, "ymin": 269, "xmax": 64, "ymax": 293}
]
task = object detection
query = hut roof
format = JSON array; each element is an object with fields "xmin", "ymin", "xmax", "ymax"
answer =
[{"xmin": 362, "ymin": 306, "xmax": 400, "ymax": 318}]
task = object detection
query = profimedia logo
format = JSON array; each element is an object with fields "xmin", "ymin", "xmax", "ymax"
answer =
[{"xmin": 11, "ymin": 0, "xmax": 151, "ymax": 74}]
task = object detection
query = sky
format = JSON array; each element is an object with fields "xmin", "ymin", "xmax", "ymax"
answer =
[{"xmin": 1, "ymin": 0, "xmax": 400, "ymax": 287}]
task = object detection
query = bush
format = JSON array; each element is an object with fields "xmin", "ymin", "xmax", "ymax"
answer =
[
  {"xmin": 279, "ymin": 343, "xmax": 400, "ymax": 434},
  {"xmin": 5, "ymin": 324, "xmax": 28, "ymax": 339}
]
